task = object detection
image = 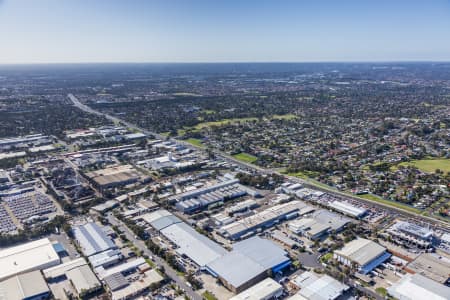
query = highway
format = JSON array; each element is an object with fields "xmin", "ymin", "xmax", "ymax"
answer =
[
  {"xmin": 69, "ymin": 93, "xmax": 449, "ymax": 232},
  {"xmin": 106, "ymin": 213, "xmax": 202, "ymax": 300}
]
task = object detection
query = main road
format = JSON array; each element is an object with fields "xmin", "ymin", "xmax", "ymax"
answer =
[{"xmin": 68, "ymin": 94, "xmax": 449, "ymax": 232}]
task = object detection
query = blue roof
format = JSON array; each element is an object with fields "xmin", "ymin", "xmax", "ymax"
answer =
[
  {"xmin": 52, "ymin": 243, "xmax": 66, "ymax": 254},
  {"xmin": 360, "ymin": 252, "xmax": 391, "ymax": 274}
]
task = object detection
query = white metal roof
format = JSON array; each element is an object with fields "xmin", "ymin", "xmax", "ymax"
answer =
[
  {"xmin": 160, "ymin": 222, "xmax": 227, "ymax": 267},
  {"xmin": 334, "ymin": 238, "xmax": 386, "ymax": 266},
  {"xmin": 230, "ymin": 278, "xmax": 283, "ymax": 300},
  {"xmin": 387, "ymin": 274, "xmax": 450, "ymax": 300},
  {"xmin": 0, "ymin": 238, "xmax": 60, "ymax": 281}
]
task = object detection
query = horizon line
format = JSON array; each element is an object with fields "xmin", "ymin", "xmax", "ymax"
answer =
[{"xmin": 1, "ymin": 59, "xmax": 450, "ymax": 66}]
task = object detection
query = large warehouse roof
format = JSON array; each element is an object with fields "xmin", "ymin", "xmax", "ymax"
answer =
[
  {"xmin": 66, "ymin": 264, "xmax": 101, "ymax": 295},
  {"xmin": 0, "ymin": 238, "xmax": 60, "ymax": 281},
  {"xmin": 160, "ymin": 222, "xmax": 227, "ymax": 267},
  {"xmin": 294, "ymin": 271, "xmax": 349, "ymax": 300},
  {"xmin": 142, "ymin": 209, "xmax": 182, "ymax": 230},
  {"xmin": 387, "ymin": 274, "xmax": 450, "ymax": 300},
  {"xmin": 0, "ymin": 270, "xmax": 49, "ymax": 300},
  {"xmin": 334, "ymin": 238, "xmax": 386, "ymax": 266},
  {"xmin": 230, "ymin": 278, "xmax": 283, "ymax": 300},
  {"xmin": 206, "ymin": 236, "xmax": 290, "ymax": 291},
  {"xmin": 233, "ymin": 236, "xmax": 288, "ymax": 270},
  {"xmin": 206, "ymin": 251, "xmax": 265, "ymax": 288},
  {"xmin": 73, "ymin": 222, "xmax": 116, "ymax": 257}
]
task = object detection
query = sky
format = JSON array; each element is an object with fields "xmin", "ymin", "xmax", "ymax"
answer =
[{"xmin": 1, "ymin": 0, "xmax": 450, "ymax": 63}]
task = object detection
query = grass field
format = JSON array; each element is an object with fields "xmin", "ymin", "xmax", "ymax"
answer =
[
  {"xmin": 398, "ymin": 158, "xmax": 450, "ymax": 173},
  {"xmin": 270, "ymin": 114, "xmax": 297, "ymax": 120},
  {"xmin": 172, "ymin": 92, "xmax": 202, "ymax": 97},
  {"xmin": 232, "ymin": 152, "xmax": 258, "ymax": 163},
  {"xmin": 358, "ymin": 193, "xmax": 422, "ymax": 214},
  {"xmin": 192, "ymin": 117, "xmax": 258, "ymax": 130},
  {"xmin": 185, "ymin": 138, "xmax": 204, "ymax": 148}
]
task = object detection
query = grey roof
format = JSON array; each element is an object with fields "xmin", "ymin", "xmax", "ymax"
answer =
[
  {"xmin": 206, "ymin": 251, "xmax": 265, "ymax": 288},
  {"xmin": 388, "ymin": 274, "xmax": 450, "ymax": 300},
  {"xmin": 160, "ymin": 222, "xmax": 227, "ymax": 267},
  {"xmin": 233, "ymin": 236, "xmax": 288, "ymax": 270},
  {"xmin": 206, "ymin": 236, "xmax": 290, "ymax": 289},
  {"xmin": 295, "ymin": 272, "xmax": 349, "ymax": 300},
  {"xmin": 0, "ymin": 270, "xmax": 49, "ymax": 300},
  {"xmin": 66, "ymin": 265, "xmax": 101, "ymax": 294},
  {"xmin": 334, "ymin": 238, "xmax": 386, "ymax": 266},
  {"xmin": 151, "ymin": 215, "xmax": 182, "ymax": 231},
  {"xmin": 104, "ymin": 272, "xmax": 129, "ymax": 291},
  {"xmin": 73, "ymin": 222, "xmax": 116, "ymax": 256}
]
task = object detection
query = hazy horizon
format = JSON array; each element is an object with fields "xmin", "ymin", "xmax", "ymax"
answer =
[{"xmin": 1, "ymin": 0, "xmax": 450, "ymax": 64}]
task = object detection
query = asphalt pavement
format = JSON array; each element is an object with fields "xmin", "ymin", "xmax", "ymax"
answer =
[{"xmin": 106, "ymin": 213, "xmax": 202, "ymax": 300}]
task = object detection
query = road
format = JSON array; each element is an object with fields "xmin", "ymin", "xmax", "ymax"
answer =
[
  {"xmin": 69, "ymin": 93, "xmax": 449, "ymax": 231},
  {"xmin": 106, "ymin": 213, "xmax": 202, "ymax": 300}
]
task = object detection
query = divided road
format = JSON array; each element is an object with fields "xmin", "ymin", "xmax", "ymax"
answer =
[{"xmin": 69, "ymin": 93, "xmax": 449, "ymax": 231}]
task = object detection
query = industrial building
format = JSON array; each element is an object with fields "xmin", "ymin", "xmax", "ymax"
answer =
[
  {"xmin": 0, "ymin": 270, "xmax": 50, "ymax": 300},
  {"xmin": 333, "ymin": 238, "xmax": 390, "ymax": 274},
  {"xmin": 88, "ymin": 249, "xmax": 123, "ymax": 268},
  {"xmin": 206, "ymin": 236, "xmax": 291, "ymax": 293},
  {"xmin": 0, "ymin": 238, "xmax": 60, "ymax": 281},
  {"xmin": 405, "ymin": 253, "xmax": 450, "ymax": 284},
  {"xmin": 288, "ymin": 218, "xmax": 331, "ymax": 240},
  {"xmin": 328, "ymin": 201, "xmax": 367, "ymax": 218},
  {"xmin": 174, "ymin": 179, "xmax": 260, "ymax": 214},
  {"xmin": 292, "ymin": 271, "xmax": 349, "ymax": 300},
  {"xmin": 84, "ymin": 165, "xmax": 144, "ymax": 190},
  {"xmin": 96, "ymin": 257, "xmax": 147, "ymax": 280},
  {"xmin": 160, "ymin": 222, "xmax": 227, "ymax": 267},
  {"xmin": 230, "ymin": 278, "xmax": 283, "ymax": 300},
  {"xmin": 73, "ymin": 222, "xmax": 117, "ymax": 257},
  {"xmin": 141, "ymin": 209, "xmax": 182, "ymax": 230},
  {"xmin": 387, "ymin": 274, "xmax": 450, "ymax": 300},
  {"xmin": 110, "ymin": 269, "xmax": 164, "ymax": 300},
  {"xmin": 387, "ymin": 220, "xmax": 434, "ymax": 248},
  {"xmin": 219, "ymin": 201, "xmax": 314, "ymax": 240},
  {"xmin": 43, "ymin": 257, "xmax": 88, "ymax": 280},
  {"xmin": 66, "ymin": 264, "xmax": 102, "ymax": 297}
]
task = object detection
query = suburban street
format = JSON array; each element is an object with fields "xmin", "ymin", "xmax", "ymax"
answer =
[
  {"xmin": 69, "ymin": 93, "xmax": 450, "ymax": 232},
  {"xmin": 106, "ymin": 213, "xmax": 203, "ymax": 300}
]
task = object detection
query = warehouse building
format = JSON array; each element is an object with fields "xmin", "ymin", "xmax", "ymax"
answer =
[
  {"xmin": 141, "ymin": 209, "xmax": 182, "ymax": 230},
  {"xmin": 0, "ymin": 270, "xmax": 50, "ymax": 300},
  {"xmin": 328, "ymin": 201, "xmax": 367, "ymax": 218},
  {"xmin": 405, "ymin": 253, "xmax": 450, "ymax": 284},
  {"xmin": 85, "ymin": 165, "xmax": 144, "ymax": 190},
  {"xmin": 0, "ymin": 238, "xmax": 60, "ymax": 281},
  {"xmin": 230, "ymin": 278, "xmax": 283, "ymax": 300},
  {"xmin": 387, "ymin": 274, "xmax": 450, "ymax": 300},
  {"xmin": 73, "ymin": 222, "xmax": 117, "ymax": 257},
  {"xmin": 43, "ymin": 257, "xmax": 88, "ymax": 280},
  {"xmin": 292, "ymin": 271, "xmax": 349, "ymax": 300},
  {"xmin": 219, "ymin": 201, "xmax": 313, "ymax": 240},
  {"xmin": 160, "ymin": 222, "xmax": 227, "ymax": 267},
  {"xmin": 334, "ymin": 238, "xmax": 390, "ymax": 274},
  {"xmin": 66, "ymin": 264, "xmax": 102, "ymax": 297},
  {"xmin": 387, "ymin": 221, "xmax": 434, "ymax": 249},
  {"xmin": 206, "ymin": 236, "xmax": 291, "ymax": 293},
  {"xmin": 174, "ymin": 179, "xmax": 260, "ymax": 214},
  {"xmin": 288, "ymin": 218, "xmax": 331, "ymax": 240}
]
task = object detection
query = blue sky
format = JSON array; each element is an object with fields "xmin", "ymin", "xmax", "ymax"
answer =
[{"xmin": 1, "ymin": 0, "xmax": 450, "ymax": 63}]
